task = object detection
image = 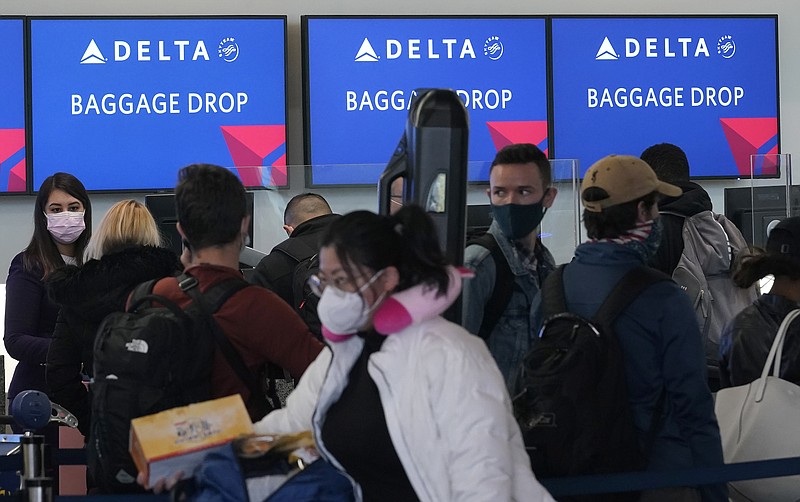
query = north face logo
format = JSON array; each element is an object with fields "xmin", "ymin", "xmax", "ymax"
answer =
[{"xmin": 125, "ymin": 339, "xmax": 149, "ymax": 354}]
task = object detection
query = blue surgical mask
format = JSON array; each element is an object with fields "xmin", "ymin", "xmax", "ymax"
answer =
[{"xmin": 491, "ymin": 201, "xmax": 547, "ymax": 241}]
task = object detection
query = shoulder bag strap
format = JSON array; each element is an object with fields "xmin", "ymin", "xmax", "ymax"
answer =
[
  {"xmin": 592, "ymin": 266, "xmax": 671, "ymax": 329},
  {"xmin": 540, "ymin": 264, "xmax": 568, "ymax": 318},
  {"xmin": 591, "ymin": 266, "xmax": 672, "ymax": 456},
  {"xmin": 470, "ymin": 233, "xmax": 515, "ymax": 340},
  {"xmin": 755, "ymin": 308, "xmax": 800, "ymax": 402},
  {"xmin": 178, "ymin": 273, "xmax": 262, "ymax": 399}
]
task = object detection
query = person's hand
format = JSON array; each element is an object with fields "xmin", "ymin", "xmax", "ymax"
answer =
[{"xmin": 136, "ymin": 470, "xmax": 183, "ymax": 493}]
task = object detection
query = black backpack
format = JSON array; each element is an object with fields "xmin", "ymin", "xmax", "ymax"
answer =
[
  {"xmin": 465, "ymin": 233, "xmax": 514, "ymax": 340},
  {"xmin": 513, "ymin": 265, "xmax": 668, "ymax": 498},
  {"xmin": 88, "ymin": 273, "xmax": 265, "ymax": 493},
  {"xmin": 274, "ymin": 238, "xmax": 322, "ymax": 340}
]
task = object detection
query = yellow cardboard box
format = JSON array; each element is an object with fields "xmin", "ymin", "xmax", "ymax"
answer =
[{"xmin": 130, "ymin": 394, "xmax": 254, "ymax": 488}]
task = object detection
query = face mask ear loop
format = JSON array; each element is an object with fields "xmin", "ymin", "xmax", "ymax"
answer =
[
  {"xmin": 356, "ymin": 268, "xmax": 386, "ymax": 294},
  {"xmin": 363, "ymin": 289, "xmax": 389, "ymax": 318},
  {"xmin": 356, "ymin": 269, "xmax": 388, "ymax": 319}
]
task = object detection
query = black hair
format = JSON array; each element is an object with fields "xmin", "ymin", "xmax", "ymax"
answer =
[
  {"xmin": 175, "ymin": 164, "xmax": 247, "ymax": 250},
  {"xmin": 283, "ymin": 193, "xmax": 332, "ymax": 227},
  {"xmin": 320, "ymin": 205, "xmax": 450, "ymax": 296},
  {"xmin": 26, "ymin": 172, "xmax": 92, "ymax": 277},
  {"xmin": 490, "ymin": 143, "xmax": 552, "ymax": 187},
  {"xmin": 733, "ymin": 248, "xmax": 800, "ymax": 288},
  {"xmin": 583, "ymin": 190, "xmax": 658, "ymax": 239},
  {"xmin": 640, "ymin": 143, "xmax": 690, "ymax": 184}
]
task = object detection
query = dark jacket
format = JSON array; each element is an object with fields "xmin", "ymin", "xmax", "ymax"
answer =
[
  {"xmin": 558, "ymin": 242, "xmax": 727, "ymax": 501},
  {"xmin": 4, "ymin": 252, "xmax": 60, "ymax": 403},
  {"xmin": 251, "ymin": 213, "xmax": 340, "ymax": 306},
  {"xmin": 649, "ymin": 181, "xmax": 713, "ymax": 275},
  {"xmin": 719, "ymin": 294, "xmax": 800, "ymax": 388},
  {"xmin": 45, "ymin": 246, "xmax": 181, "ymax": 436}
]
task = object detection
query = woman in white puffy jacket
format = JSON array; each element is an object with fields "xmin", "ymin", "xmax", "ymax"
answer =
[{"xmin": 254, "ymin": 205, "xmax": 554, "ymax": 502}]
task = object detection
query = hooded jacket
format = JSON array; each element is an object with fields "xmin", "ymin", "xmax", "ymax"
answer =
[
  {"xmin": 46, "ymin": 245, "xmax": 181, "ymax": 436},
  {"xmin": 649, "ymin": 180, "xmax": 713, "ymax": 274}
]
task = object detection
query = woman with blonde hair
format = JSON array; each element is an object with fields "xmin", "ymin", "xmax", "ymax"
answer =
[
  {"xmin": 83, "ymin": 199, "xmax": 163, "ymax": 261},
  {"xmin": 46, "ymin": 199, "xmax": 181, "ymax": 440}
]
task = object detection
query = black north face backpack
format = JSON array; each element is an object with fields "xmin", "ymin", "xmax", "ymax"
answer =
[
  {"xmin": 513, "ymin": 265, "xmax": 668, "ymax": 500},
  {"xmin": 89, "ymin": 273, "xmax": 263, "ymax": 493}
]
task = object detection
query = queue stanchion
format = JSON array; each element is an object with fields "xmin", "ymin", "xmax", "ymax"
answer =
[{"xmin": 0, "ymin": 390, "xmax": 78, "ymax": 502}]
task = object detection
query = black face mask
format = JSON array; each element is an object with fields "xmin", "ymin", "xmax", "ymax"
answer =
[{"xmin": 491, "ymin": 199, "xmax": 548, "ymax": 241}]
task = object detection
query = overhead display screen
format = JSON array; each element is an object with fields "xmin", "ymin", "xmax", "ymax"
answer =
[
  {"xmin": 0, "ymin": 18, "xmax": 27, "ymax": 193},
  {"xmin": 303, "ymin": 16, "xmax": 549, "ymax": 185},
  {"xmin": 30, "ymin": 17, "xmax": 288, "ymax": 191},
  {"xmin": 551, "ymin": 16, "xmax": 779, "ymax": 179}
]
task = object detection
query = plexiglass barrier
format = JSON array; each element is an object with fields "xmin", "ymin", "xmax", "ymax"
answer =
[
  {"xmin": 542, "ymin": 159, "xmax": 582, "ymax": 265},
  {"xmin": 743, "ymin": 153, "xmax": 796, "ymax": 295},
  {"xmin": 232, "ymin": 160, "xmax": 583, "ymax": 268},
  {"xmin": 723, "ymin": 154, "xmax": 798, "ymax": 249}
]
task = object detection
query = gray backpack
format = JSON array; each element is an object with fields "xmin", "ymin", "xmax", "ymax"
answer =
[{"xmin": 665, "ymin": 210, "xmax": 759, "ymax": 374}]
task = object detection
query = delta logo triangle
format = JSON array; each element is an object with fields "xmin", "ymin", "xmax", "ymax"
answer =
[
  {"xmin": 354, "ymin": 38, "xmax": 379, "ymax": 62},
  {"xmin": 80, "ymin": 39, "xmax": 107, "ymax": 64},
  {"xmin": 595, "ymin": 37, "xmax": 620, "ymax": 60}
]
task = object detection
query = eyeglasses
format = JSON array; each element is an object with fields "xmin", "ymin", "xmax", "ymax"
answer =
[{"xmin": 308, "ymin": 269, "xmax": 385, "ymax": 297}]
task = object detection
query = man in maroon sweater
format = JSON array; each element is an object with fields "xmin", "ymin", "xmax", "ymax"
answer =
[{"xmin": 152, "ymin": 163, "xmax": 323, "ymax": 420}]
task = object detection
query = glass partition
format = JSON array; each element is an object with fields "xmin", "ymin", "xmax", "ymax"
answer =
[
  {"xmin": 242, "ymin": 160, "xmax": 583, "ymax": 268},
  {"xmin": 541, "ymin": 158, "xmax": 581, "ymax": 265},
  {"xmin": 723, "ymin": 154, "xmax": 795, "ymax": 251}
]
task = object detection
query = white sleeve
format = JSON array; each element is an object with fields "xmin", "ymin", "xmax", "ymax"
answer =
[
  {"xmin": 431, "ymin": 336, "xmax": 554, "ymax": 502},
  {"xmin": 252, "ymin": 347, "xmax": 331, "ymax": 435}
]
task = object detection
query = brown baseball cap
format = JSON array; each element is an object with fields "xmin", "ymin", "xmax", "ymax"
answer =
[{"xmin": 581, "ymin": 155, "xmax": 682, "ymax": 212}]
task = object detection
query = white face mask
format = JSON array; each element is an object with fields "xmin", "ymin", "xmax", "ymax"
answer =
[
  {"xmin": 45, "ymin": 211, "xmax": 86, "ymax": 245},
  {"xmin": 317, "ymin": 269, "xmax": 385, "ymax": 335}
]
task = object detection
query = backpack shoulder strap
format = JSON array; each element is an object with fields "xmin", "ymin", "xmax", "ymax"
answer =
[
  {"xmin": 193, "ymin": 276, "xmax": 251, "ymax": 313},
  {"xmin": 593, "ymin": 266, "xmax": 672, "ymax": 328},
  {"xmin": 274, "ymin": 237, "xmax": 317, "ymax": 264},
  {"xmin": 178, "ymin": 273, "xmax": 262, "ymax": 403},
  {"xmin": 468, "ymin": 233, "xmax": 515, "ymax": 340},
  {"xmin": 540, "ymin": 265, "xmax": 568, "ymax": 318},
  {"xmin": 126, "ymin": 278, "xmax": 194, "ymax": 318},
  {"xmin": 127, "ymin": 279, "xmax": 159, "ymax": 310},
  {"xmin": 275, "ymin": 238, "xmax": 321, "ymax": 310},
  {"xmin": 592, "ymin": 266, "xmax": 671, "ymax": 454}
]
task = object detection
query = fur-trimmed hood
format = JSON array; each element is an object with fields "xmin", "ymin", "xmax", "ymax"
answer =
[{"xmin": 47, "ymin": 245, "xmax": 181, "ymax": 322}]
